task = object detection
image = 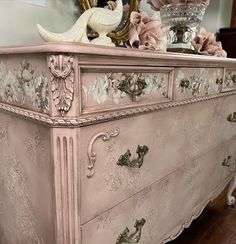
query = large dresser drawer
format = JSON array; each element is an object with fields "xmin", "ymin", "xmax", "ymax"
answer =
[
  {"xmin": 79, "ymin": 95, "xmax": 236, "ymax": 223},
  {"xmin": 81, "ymin": 137, "xmax": 236, "ymax": 244}
]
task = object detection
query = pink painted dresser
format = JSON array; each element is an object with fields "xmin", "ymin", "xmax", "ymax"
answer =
[{"xmin": 0, "ymin": 43, "xmax": 236, "ymax": 244}]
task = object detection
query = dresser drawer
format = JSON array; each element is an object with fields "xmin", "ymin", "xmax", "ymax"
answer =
[
  {"xmin": 80, "ymin": 66, "xmax": 173, "ymax": 114},
  {"xmin": 79, "ymin": 95, "xmax": 236, "ymax": 223},
  {"xmin": 223, "ymin": 69, "xmax": 236, "ymax": 91},
  {"xmin": 192, "ymin": 137, "xmax": 236, "ymax": 209},
  {"xmin": 81, "ymin": 138, "xmax": 236, "ymax": 244},
  {"xmin": 174, "ymin": 68, "xmax": 224, "ymax": 99}
]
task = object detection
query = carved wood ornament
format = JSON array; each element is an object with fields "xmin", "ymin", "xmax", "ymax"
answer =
[
  {"xmin": 87, "ymin": 128, "xmax": 120, "ymax": 177},
  {"xmin": 48, "ymin": 55, "xmax": 74, "ymax": 116}
]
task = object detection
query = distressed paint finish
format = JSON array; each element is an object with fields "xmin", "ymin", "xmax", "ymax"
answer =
[
  {"xmin": 80, "ymin": 95, "xmax": 236, "ymax": 224},
  {"xmin": 0, "ymin": 43, "xmax": 236, "ymax": 244},
  {"xmin": 0, "ymin": 59, "xmax": 49, "ymax": 113},
  {"xmin": 174, "ymin": 68, "xmax": 224, "ymax": 99},
  {"xmin": 0, "ymin": 112, "xmax": 54, "ymax": 244},
  {"xmin": 51, "ymin": 128, "xmax": 80, "ymax": 244},
  {"xmin": 81, "ymin": 138, "xmax": 236, "ymax": 244},
  {"xmin": 223, "ymin": 69, "xmax": 236, "ymax": 92}
]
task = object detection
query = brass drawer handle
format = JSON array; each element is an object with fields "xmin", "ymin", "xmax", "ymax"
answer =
[
  {"xmin": 117, "ymin": 76, "xmax": 147, "ymax": 101},
  {"xmin": 117, "ymin": 145, "xmax": 149, "ymax": 168},
  {"xmin": 227, "ymin": 112, "xmax": 236, "ymax": 123},
  {"xmin": 179, "ymin": 79, "xmax": 190, "ymax": 91},
  {"xmin": 222, "ymin": 156, "xmax": 232, "ymax": 167},
  {"xmin": 232, "ymin": 74, "xmax": 236, "ymax": 83},
  {"xmin": 216, "ymin": 78, "xmax": 223, "ymax": 85},
  {"xmin": 116, "ymin": 218, "xmax": 146, "ymax": 244}
]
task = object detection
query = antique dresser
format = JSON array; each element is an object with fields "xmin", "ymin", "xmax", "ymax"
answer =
[{"xmin": 0, "ymin": 43, "xmax": 236, "ymax": 244}]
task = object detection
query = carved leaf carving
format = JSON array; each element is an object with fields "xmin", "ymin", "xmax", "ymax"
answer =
[{"xmin": 49, "ymin": 55, "xmax": 74, "ymax": 116}]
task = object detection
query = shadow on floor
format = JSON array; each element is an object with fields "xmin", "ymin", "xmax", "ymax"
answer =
[{"xmin": 170, "ymin": 189, "xmax": 236, "ymax": 244}]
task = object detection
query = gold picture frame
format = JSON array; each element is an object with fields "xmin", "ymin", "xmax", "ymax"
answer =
[{"xmin": 78, "ymin": 0, "xmax": 140, "ymax": 45}]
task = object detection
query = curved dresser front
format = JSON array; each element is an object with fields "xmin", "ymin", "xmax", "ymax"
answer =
[{"xmin": 0, "ymin": 43, "xmax": 235, "ymax": 244}]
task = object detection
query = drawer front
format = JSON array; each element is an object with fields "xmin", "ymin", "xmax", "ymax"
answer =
[
  {"xmin": 80, "ymin": 66, "xmax": 173, "ymax": 114},
  {"xmin": 81, "ymin": 139, "xmax": 236, "ymax": 244},
  {"xmin": 80, "ymin": 95, "xmax": 236, "ymax": 223},
  {"xmin": 193, "ymin": 138, "xmax": 236, "ymax": 209},
  {"xmin": 174, "ymin": 68, "xmax": 224, "ymax": 100},
  {"xmin": 223, "ymin": 69, "xmax": 236, "ymax": 91}
]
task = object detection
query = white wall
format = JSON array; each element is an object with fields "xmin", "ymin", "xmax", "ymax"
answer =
[
  {"xmin": 218, "ymin": 0, "xmax": 233, "ymax": 30},
  {"xmin": 0, "ymin": 0, "xmax": 79, "ymax": 46},
  {"xmin": 0, "ymin": 0, "xmax": 233, "ymax": 46},
  {"xmin": 201, "ymin": 0, "xmax": 233, "ymax": 33},
  {"xmin": 141, "ymin": 0, "xmax": 233, "ymax": 34}
]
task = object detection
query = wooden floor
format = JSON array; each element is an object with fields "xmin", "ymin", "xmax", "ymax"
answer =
[{"xmin": 170, "ymin": 188, "xmax": 236, "ymax": 244}]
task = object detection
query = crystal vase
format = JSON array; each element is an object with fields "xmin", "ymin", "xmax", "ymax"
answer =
[{"xmin": 160, "ymin": 3, "xmax": 206, "ymax": 53}]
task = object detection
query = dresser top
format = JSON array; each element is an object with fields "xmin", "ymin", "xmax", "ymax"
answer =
[{"xmin": 0, "ymin": 42, "xmax": 235, "ymax": 66}]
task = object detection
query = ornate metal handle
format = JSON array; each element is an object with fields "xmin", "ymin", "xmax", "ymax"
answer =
[
  {"xmin": 216, "ymin": 78, "xmax": 223, "ymax": 85},
  {"xmin": 117, "ymin": 77, "xmax": 147, "ymax": 101},
  {"xmin": 222, "ymin": 156, "xmax": 232, "ymax": 167},
  {"xmin": 116, "ymin": 218, "xmax": 146, "ymax": 244},
  {"xmin": 179, "ymin": 79, "xmax": 190, "ymax": 92},
  {"xmin": 232, "ymin": 74, "xmax": 236, "ymax": 83},
  {"xmin": 117, "ymin": 145, "xmax": 149, "ymax": 168},
  {"xmin": 227, "ymin": 112, "xmax": 236, "ymax": 123}
]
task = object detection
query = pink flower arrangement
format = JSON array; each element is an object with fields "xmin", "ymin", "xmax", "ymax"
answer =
[
  {"xmin": 126, "ymin": 12, "xmax": 168, "ymax": 51},
  {"xmin": 192, "ymin": 27, "xmax": 227, "ymax": 57},
  {"xmin": 147, "ymin": 0, "xmax": 209, "ymax": 11}
]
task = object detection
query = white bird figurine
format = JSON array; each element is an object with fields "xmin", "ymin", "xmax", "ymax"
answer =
[{"xmin": 37, "ymin": 0, "xmax": 123, "ymax": 47}]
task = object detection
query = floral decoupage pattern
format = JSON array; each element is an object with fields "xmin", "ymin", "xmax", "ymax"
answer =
[
  {"xmin": 0, "ymin": 60, "xmax": 49, "ymax": 113},
  {"xmin": 224, "ymin": 69, "xmax": 236, "ymax": 91},
  {"xmin": 175, "ymin": 68, "xmax": 224, "ymax": 99},
  {"xmin": 82, "ymin": 72, "xmax": 170, "ymax": 109}
]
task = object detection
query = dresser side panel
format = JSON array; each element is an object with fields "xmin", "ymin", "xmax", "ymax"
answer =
[{"xmin": 0, "ymin": 112, "xmax": 55, "ymax": 244}]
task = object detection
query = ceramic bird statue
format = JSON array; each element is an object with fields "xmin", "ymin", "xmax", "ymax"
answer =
[{"xmin": 37, "ymin": 0, "xmax": 123, "ymax": 47}]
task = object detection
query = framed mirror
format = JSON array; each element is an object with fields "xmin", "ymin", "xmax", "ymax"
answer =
[{"xmin": 78, "ymin": 0, "xmax": 140, "ymax": 45}]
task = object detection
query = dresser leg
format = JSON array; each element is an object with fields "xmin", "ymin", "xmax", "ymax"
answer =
[{"xmin": 227, "ymin": 175, "xmax": 236, "ymax": 206}]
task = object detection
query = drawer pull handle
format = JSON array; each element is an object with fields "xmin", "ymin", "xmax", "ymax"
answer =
[
  {"xmin": 222, "ymin": 156, "xmax": 232, "ymax": 167},
  {"xmin": 179, "ymin": 79, "xmax": 190, "ymax": 92},
  {"xmin": 216, "ymin": 78, "xmax": 223, "ymax": 85},
  {"xmin": 117, "ymin": 145, "xmax": 149, "ymax": 168},
  {"xmin": 227, "ymin": 112, "xmax": 236, "ymax": 123},
  {"xmin": 232, "ymin": 74, "xmax": 236, "ymax": 83},
  {"xmin": 117, "ymin": 76, "xmax": 147, "ymax": 101},
  {"xmin": 116, "ymin": 218, "xmax": 146, "ymax": 244}
]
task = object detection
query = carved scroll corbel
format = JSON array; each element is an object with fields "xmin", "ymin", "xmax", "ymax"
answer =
[
  {"xmin": 48, "ymin": 55, "xmax": 74, "ymax": 116},
  {"xmin": 87, "ymin": 128, "xmax": 120, "ymax": 178}
]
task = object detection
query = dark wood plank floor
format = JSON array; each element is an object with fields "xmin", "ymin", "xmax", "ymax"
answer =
[{"xmin": 170, "ymin": 188, "xmax": 236, "ymax": 244}]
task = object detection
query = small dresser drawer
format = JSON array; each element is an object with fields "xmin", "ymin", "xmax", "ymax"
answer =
[
  {"xmin": 80, "ymin": 95, "xmax": 236, "ymax": 224},
  {"xmin": 173, "ymin": 68, "xmax": 224, "ymax": 99},
  {"xmin": 223, "ymin": 69, "xmax": 236, "ymax": 91},
  {"xmin": 80, "ymin": 66, "xmax": 173, "ymax": 114},
  {"xmin": 81, "ymin": 138, "xmax": 236, "ymax": 244}
]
